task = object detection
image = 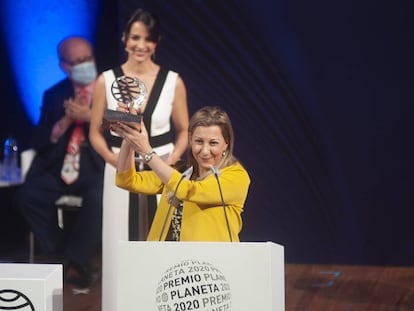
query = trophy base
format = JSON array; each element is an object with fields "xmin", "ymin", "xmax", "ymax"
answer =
[{"xmin": 103, "ymin": 109, "xmax": 142, "ymax": 124}]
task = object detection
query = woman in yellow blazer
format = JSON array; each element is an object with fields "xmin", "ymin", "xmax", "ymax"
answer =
[{"xmin": 113, "ymin": 106, "xmax": 250, "ymax": 241}]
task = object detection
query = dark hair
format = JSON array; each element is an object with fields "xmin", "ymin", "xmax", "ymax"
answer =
[
  {"xmin": 123, "ymin": 9, "xmax": 161, "ymax": 43},
  {"xmin": 188, "ymin": 106, "xmax": 237, "ymax": 177}
]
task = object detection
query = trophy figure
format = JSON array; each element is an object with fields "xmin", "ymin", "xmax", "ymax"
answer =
[{"xmin": 103, "ymin": 75, "xmax": 147, "ymax": 125}]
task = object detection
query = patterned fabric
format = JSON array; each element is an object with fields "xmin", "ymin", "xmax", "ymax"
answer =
[
  {"xmin": 171, "ymin": 202, "xmax": 183, "ymax": 241},
  {"xmin": 61, "ymin": 123, "xmax": 83, "ymax": 184}
]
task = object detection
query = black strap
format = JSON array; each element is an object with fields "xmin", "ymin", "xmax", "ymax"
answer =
[
  {"xmin": 113, "ymin": 66, "xmax": 124, "ymax": 78},
  {"xmin": 143, "ymin": 67, "xmax": 171, "ymax": 146},
  {"xmin": 104, "ymin": 66, "xmax": 125, "ymax": 145}
]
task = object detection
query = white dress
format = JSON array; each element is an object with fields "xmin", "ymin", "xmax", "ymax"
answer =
[{"xmin": 101, "ymin": 68, "xmax": 177, "ymax": 311}]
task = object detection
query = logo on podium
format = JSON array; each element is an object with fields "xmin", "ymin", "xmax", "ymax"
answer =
[
  {"xmin": 0, "ymin": 289, "xmax": 35, "ymax": 311},
  {"xmin": 155, "ymin": 259, "xmax": 232, "ymax": 311}
]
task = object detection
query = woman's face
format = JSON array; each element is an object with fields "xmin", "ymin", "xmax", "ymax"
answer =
[
  {"xmin": 125, "ymin": 21, "xmax": 157, "ymax": 63},
  {"xmin": 190, "ymin": 125, "xmax": 229, "ymax": 176}
]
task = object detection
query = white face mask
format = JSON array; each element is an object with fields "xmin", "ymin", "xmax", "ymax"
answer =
[{"xmin": 70, "ymin": 61, "xmax": 97, "ymax": 85}]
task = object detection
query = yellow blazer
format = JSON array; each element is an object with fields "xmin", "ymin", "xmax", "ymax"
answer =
[{"xmin": 116, "ymin": 162, "xmax": 250, "ymax": 241}]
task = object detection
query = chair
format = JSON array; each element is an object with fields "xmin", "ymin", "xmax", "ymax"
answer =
[{"xmin": 21, "ymin": 149, "xmax": 83, "ymax": 263}]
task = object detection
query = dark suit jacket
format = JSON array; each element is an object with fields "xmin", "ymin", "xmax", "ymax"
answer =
[{"xmin": 29, "ymin": 78, "xmax": 104, "ymax": 177}]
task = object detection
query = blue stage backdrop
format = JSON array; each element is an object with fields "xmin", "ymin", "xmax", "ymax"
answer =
[{"xmin": 0, "ymin": 0, "xmax": 100, "ymax": 125}]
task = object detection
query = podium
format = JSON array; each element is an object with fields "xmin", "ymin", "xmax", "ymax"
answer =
[
  {"xmin": 0, "ymin": 263, "xmax": 62, "ymax": 311},
  {"xmin": 117, "ymin": 241, "xmax": 285, "ymax": 310}
]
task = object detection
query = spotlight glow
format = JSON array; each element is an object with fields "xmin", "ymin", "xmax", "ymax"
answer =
[{"xmin": 1, "ymin": 0, "xmax": 100, "ymax": 124}]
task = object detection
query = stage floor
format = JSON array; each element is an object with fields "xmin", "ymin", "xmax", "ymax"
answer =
[
  {"xmin": 2, "ymin": 245, "xmax": 414, "ymax": 310},
  {"xmin": 286, "ymin": 264, "xmax": 414, "ymax": 310}
]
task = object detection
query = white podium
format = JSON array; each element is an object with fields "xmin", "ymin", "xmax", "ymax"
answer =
[
  {"xmin": 117, "ymin": 241, "xmax": 284, "ymax": 310},
  {"xmin": 0, "ymin": 263, "xmax": 62, "ymax": 311}
]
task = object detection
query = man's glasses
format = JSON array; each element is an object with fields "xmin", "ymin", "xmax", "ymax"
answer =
[{"xmin": 61, "ymin": 55, "xmax": 94, "ymax": 66}]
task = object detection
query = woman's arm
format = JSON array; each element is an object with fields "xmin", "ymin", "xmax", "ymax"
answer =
[
  {"xmin": 117, "ymin": 138, "xmax": 135, "ymax": 173},
  {"xmin": 167, "ymin": 75, "xmax": 189, "ymax": 165},
  {"xmin": 113, "ymin": 119, "xmax": 174, "ymax": 184},
  {"xmin": 89, "ymin": 74, "xmax": 118, "ymax": 167}
]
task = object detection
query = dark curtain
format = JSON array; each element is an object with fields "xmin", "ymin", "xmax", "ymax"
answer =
[{"xmin": 3, "ymin": 0, "xmax": 414, "ymax": 264}]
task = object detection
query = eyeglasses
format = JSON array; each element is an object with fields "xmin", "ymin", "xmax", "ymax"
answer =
[{"xmin": 61, "ymin": 55, "xmax": 94, "ymax": 66}]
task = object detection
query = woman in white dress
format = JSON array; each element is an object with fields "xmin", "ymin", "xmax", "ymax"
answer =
[{"xmin": 89, "ymin": 8, "xmax": 189, "ymax": 311}]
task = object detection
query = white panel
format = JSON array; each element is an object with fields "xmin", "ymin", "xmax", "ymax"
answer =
[
  {"xmin": 0, "ymin": 263, "xmax": 63, "ymax": 311},
  {"xmin": 117, "ymin": 241, "xmax": 285, "ymax": 311}
]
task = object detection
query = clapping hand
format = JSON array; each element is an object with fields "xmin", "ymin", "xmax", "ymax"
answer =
[{"xmin": 64, "ymin": 95, "xmax": 91, "ymax": 122}]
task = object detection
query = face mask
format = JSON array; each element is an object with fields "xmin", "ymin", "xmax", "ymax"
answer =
[{"xmin": 70, "ymin": 61, "xmax": 97, "ymax": 85}]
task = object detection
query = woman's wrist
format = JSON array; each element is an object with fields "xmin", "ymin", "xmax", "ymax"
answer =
[
  {"xmin": 139, "ymin": 143, "xmax": 154, "ymax": 156},
  {"xmin": 142, "ymin": 149, "xmax": 156, "ymax": 164}
]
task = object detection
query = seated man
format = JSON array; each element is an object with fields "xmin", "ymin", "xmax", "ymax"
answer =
[{"xmin": 14, "ymin": 36, "xmax": 104, "ymax": 290}]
